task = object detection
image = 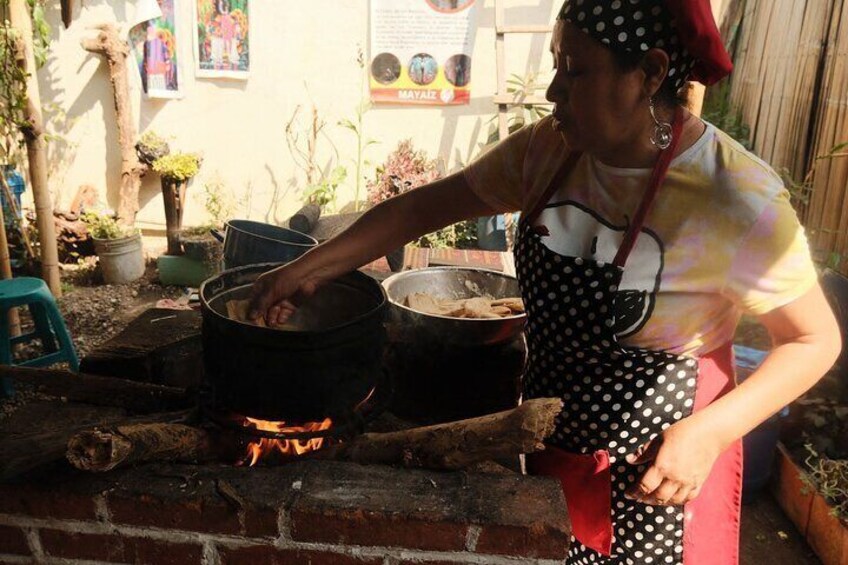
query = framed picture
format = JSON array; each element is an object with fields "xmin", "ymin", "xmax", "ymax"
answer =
[
  {"xmin": 128, "ymin": 0, "xmax": 183, "ymax": 99},
  {"xmin": 193, "ymin": 0, "xmax": 251, "ymax": 79}
]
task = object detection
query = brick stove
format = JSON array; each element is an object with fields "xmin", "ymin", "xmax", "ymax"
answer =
[
  {"xmin": 0, "ymin": 461, "xmax": 569, "ymax": 564},
  {"xmin": 0, "ymin": 301, "xmax": 572, "ymax": 564}
]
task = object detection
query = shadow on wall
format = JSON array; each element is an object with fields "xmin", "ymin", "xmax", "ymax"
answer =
[
  {"xmin": 439, "ymin": 0, "xmax": 555, "ymax": 169},
  {"xmin": 39, "ymin": 0, "xmax": 139, "ymax": 211}
]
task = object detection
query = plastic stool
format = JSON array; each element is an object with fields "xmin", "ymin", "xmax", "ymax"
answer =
[{"xmin": 0, "ymin": 277, "xmax": 79, "ymax": 396}]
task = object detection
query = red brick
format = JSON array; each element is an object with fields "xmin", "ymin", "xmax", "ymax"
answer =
[
  {"xmin": 0, "ymin": 483, "xmax": 96, "ymax": 521},
  {"xmin": 40, "ymin": 530, "xmax": 202, "ymax": 564},
  {"xmin": 475, "ymin": 523, "xmax": 569, "ymax": 560},
  {"xmin": 291, "ymin": 507, "xmax": 467, "ymax": 551},
  {"xmin": 108, "ymin": 492, "xmax": 241, "ymax": 534},
  {"xmin": 398, "ymin": 561, "xmax": 472, "ymax": 565},
  {"xmin": 290, "ymin": 463, "xmax": 468, "ymax": 551},
  {"xmin": 465, "ymin": 474, "xmax": 570, "ymax": 560},
  {"xmin": 244, "ymin": 506, "xmax": 278, "ymax": 538},
  {"xmin": 0, "ymin": 525, "xmax": 29, "ymax": 555},
  {"xmin": 220, "ymin": 545, "xmax": 381, "ymax": 565}
]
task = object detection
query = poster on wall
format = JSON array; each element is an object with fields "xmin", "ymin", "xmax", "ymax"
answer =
[
  {"xmin": 369, "ymin": 0, "xmax": 478, "ymax": 105},
  {"xmin": 193, "ymin": 0, "xmax": 250, "ymax": 79},
  {"xmin": 128, "ymin": 0, "xmax": 183, "ymax": 99}
]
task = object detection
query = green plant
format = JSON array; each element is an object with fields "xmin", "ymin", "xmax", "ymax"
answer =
[
  {"xmin": 82, "ymin": 212, "xmax": 138, "ymax": 240},
  {"xmin": 136, "ymin": 130, "xmax": 170, "ymax": 166},
  {"xmin": 803, "ymin": 444, "xmax": 848, "ymax": 520},
  {"xmin": 303, "ymin": 165, "xmax": 346, "ymax": 211},
  {"xmin": 152, "ymin": 152, "xmax": 202, "ymax": 182},
  {"xmin": 340, "ymin": 46, "xmax": 378, "ymax": 212},
  {"xmin": 367, "ymin": 140, "xmax": 475, "ymax": 249},
  {"xmin": 417, "ymin": 219, "xmax": 478, "ymax": 249},
  {"xmin": 0, "ymin": 0, "xmax": 51, "ymax": 164},
  {"xmin": 702, "ymin": 81, "xmax": 752, "ymax": 150},
  {"xmin": 285, "ymin": 102, "xmax": 347, "ymax": 213},
  {"xmin": 200, "ymin": 175, "xmax": 234, "ymax": 227}
]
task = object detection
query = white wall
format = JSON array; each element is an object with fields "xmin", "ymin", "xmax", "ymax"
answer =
[{"xmin": 34, "ymin": 0, "xmax": 560, "ymax": 232}]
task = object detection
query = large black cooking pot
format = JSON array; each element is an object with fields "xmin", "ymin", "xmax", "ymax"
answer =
[
  {"xmin": 200, "ymin": 263, "xmax": 387, "ymax": 422},
  {"xmin": 211, "ymin": 219, "xmax": 318, "ymax": 270}
]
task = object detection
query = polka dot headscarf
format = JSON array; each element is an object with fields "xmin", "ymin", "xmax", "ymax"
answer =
[{"xmin": 558, "ymin": 0, "xmax": 695, "ymax": 91}]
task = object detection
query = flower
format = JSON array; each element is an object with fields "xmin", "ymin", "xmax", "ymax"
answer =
[{"xmin": 366, "ymin": 140, "xmax": 443, "ymax": 205}]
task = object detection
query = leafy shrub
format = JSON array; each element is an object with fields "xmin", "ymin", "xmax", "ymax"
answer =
[{"xmin": 153, "ymin": 152, "xmax": 202, "ymax": 182}]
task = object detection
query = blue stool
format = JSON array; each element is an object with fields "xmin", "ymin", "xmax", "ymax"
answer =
[{"xmin": 0, "ymin": 277, "xmax": 79, "ymax": 396}]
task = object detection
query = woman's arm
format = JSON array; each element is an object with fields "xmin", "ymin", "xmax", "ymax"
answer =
[
  {"xmin": 627, "ymin": 282, "xmax": 841, "ymax": 505},
  {"xmin": 249, "ymin": 171, "xmax": 500, "ymax": 322}
]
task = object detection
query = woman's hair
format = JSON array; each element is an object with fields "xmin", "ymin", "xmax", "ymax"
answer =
[{"xmin": 609, "ymin": 49, "xmax": 691, "ymax": 108}]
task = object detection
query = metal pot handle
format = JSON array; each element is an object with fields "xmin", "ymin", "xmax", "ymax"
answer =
[{"xmin": 210, "ymin": 229, "xmax": 225, "ymax": 243}]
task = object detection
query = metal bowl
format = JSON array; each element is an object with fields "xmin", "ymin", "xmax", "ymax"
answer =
[{"xmin": 381, "ymin": 267, "xmax": 526, "ymax": 346}]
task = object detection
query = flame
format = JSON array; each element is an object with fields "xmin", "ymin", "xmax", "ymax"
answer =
[{"xmin": 237, "ymin": 416, "xmax": 333, "ymax": 466}]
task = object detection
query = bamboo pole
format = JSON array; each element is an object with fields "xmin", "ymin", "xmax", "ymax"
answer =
[
  {"xmin": 0, "ymin": 194, "xmax": 20, "ymax": 338},
  {"xmin": 8, "ymin": 0, "xmax": 61, "ymax": 297}
]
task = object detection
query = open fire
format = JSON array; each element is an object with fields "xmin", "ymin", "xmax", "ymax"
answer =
[{"xmin": 236, "ymin": 416, "xmax": 334, "ymax": 466}]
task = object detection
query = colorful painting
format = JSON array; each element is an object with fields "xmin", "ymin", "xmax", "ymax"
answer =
[
  {"xmin": 128, "ymin": 0, "xmax": 182, "ymax": 99},
  {"xmin": 194, "ymin": 0, "xmax": 250, "ymax": 79}
]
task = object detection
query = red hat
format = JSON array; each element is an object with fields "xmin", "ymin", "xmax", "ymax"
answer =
[{"xmin": 663, "ymin": 0, "xmax": 733, "ymax": 85}]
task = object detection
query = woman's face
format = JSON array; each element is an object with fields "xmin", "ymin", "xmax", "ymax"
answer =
[{"xmin": 546, "ymin": 21, "xmax": 648, "ymax": 156}]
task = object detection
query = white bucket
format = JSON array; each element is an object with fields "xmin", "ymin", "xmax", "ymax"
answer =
[{"xmin": 93, "ymin": 233, "xmax": 145, "ymax": 284}]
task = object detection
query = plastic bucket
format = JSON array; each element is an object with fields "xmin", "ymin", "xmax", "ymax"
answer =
[{"xmin": 93, "ymin": 233, "xmax": 145, "ymax": 284}]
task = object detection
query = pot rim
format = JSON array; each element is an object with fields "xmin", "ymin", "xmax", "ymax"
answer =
[
  {"xmin": 382, "ymin": 266, "xmax": 526, "ymax": 322},
  {"xmin": 224, "ymin": 219, "xmax": 318, "ymax": 248},
  {"xmin": 200, "ymin": 262, "xmax": 387, "ymax": 336}
]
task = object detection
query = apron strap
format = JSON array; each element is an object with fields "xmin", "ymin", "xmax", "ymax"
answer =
[
  {"xmin": 520, "ymin": 107, "xmax": 685, "ymax": 270},
  {"xmin": 613, "ymin": 107, "xmax": 685, "ymax": 268}
]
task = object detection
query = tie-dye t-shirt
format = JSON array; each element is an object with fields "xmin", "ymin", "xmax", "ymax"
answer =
[{"xmin": 464, "ymin": 115, "xmax": 818, "ymax": 357}]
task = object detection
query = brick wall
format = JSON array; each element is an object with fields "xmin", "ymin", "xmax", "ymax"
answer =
[{"xmin": 0, "ymin": 461, "xmax": 570, "ymax": 564}]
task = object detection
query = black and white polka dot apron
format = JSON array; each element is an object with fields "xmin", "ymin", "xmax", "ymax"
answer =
[{"xmin": 518, "ymin": 112, "xmax": 713, "ymax": 564}]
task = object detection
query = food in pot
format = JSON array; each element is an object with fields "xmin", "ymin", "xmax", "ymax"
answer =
[
  {"xmin": 225, "ymin": 298, "xmax": 295, "ymax": 330},
  {"xmin": 404, "ymin": 292, "xmax": 524, "ymax": 319}
]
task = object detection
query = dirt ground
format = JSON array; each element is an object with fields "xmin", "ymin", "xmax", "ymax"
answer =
[{"xmin": 0, "ymin": 260, "xmax": 185, "ymax": 422}]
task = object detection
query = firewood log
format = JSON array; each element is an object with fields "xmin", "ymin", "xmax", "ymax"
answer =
[
  {"xmin": 314, "ymin": 398, "xmax": 563, "ymax": 469},
  {"xmin": 64, "ymin": 398, "xmax": 563, "ymax": 473},
  {"xmin": 67, "ymin": 423, "xmax": 218, "ymax": 472},
  {"xmin": 0, "ymin": 365, "xmax": 190, "ymax": 412},
  {"xmin": 0, "ymin": 410, "xmax": 193, "ymax": 480}
]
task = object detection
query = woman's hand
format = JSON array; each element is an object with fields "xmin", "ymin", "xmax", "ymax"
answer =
[
  {"xmin": 624, "ymin": 415, "xmax": 724, "ymax": 506},
  {"xmin": 247, "ymin": 261, "xmax": 324, "ymax": 326}
]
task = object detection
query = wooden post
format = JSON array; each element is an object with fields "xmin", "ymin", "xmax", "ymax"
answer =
[
  {"xmin": 8, "ymin": 0, "xmax": 61, "ymax": 297},
  {"xmin": 81, "ymin": 23, "xmax": 145, "ymax": 226}
]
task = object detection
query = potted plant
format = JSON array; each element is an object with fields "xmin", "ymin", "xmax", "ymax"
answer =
[
  {"xmin": 152, "ymin": 151, "xmax": 202, "ymax": 255},
  {"xmin": 81, "ymin": 211, "xmax": 145, "ymax": 284},
  {"xmin": 774, "ymin": 365, "xmax": 848, "ymax": 564},
  {"xmin": 366, "ymin": 140, "xmax": 477, "ymax": 271},
  {"xmin": 135, "ymin": 130, "xmax": 171, "ymax": 167}
]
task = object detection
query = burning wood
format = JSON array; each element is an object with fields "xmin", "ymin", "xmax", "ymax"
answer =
[
  {"xmin": 62, "ymin": 399, "xmax": 562, "ymax": 473},
  {"xmin": 236, "ymin": 416, "xmax": 334, "ymax": 466}
]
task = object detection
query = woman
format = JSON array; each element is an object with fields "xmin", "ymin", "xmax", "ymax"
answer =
[{"xmin": 249, "ymin": 1, "xmax": 840, "ymax": 563}]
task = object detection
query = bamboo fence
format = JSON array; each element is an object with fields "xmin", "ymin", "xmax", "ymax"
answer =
[{"xmin": 724, "ymin": 0, "xmax": 848, "ymax": 270}]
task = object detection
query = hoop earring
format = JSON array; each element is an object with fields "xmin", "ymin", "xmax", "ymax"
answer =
[{"xmin": 649, "ymin": 97, "xmax": 673, "ymax": 150}]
